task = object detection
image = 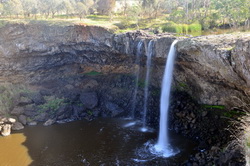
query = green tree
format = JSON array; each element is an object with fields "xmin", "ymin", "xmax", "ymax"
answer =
[
  {"xmin": 20, "ymin": 0, "xmax": 38, "ymax": 18},
  {"xmin": 60, "ymin": 0, "xmax": 75, "ymax": 17},
  {"xmin": 75, "ymin": 2, "xmax": 87, "ymax": 20},
  {"xmin": 3, "ymin": 0, "xmax": 23, "ymax": 18},
  {"xmin": 97, "ymin": 0, "xmax": 116, "ymax": 15},
  {"xmin": 211, "ymin": 0, "xmax": 249, "ymax": 28}
]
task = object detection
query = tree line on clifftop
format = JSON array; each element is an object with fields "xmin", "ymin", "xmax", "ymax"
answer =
[{"xmin": 0, "ymin": 0, "xmax": 249, "ymax": 32}]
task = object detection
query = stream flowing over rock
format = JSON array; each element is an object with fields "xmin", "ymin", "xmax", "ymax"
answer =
[{"xmin": 0, "ymin": 23, "xmax": 249, "ymax": 165}]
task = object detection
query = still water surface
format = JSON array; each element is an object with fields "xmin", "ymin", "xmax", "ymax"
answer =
[{"xmin": 0, "ymin": 118, "xmax": 197, "ymax": 166}]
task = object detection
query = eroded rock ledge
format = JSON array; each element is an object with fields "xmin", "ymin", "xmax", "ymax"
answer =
[
  {"xmin": 176, "ymin": 33, "xmax": 250, "ymax": 107},
  {"xmin": 113, "ymin": 30, "xmax": 250, "ymax": 108}
]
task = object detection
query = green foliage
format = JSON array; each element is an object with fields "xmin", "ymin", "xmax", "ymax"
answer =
[
  {"xmin": 151, "ymin": 89, "xmax": 160, "ymax": 96},
  {"xmin": 162, "ymin": 22, "xmax": 202, "ymax": 34},
  {"xmin": 246, "ymin": 136, "xmax": 250, "ymax": 148},
  {"xmin": 178, "ymin": 82, "xmax": 188, "ymax": 89},
  {"xmin": 138, "ymin": 80, "xmax": 146, "ymax": 88},
  {"xmin": 0, "ymin": 83, "xmax": 30, "ymax": 116},
  {"xmin": 202, "ymin": 104, "xmax": 225, "ymax": 110},
  {"xmin": 0, "ymin": 0, "xmax": 248, "ymax": 36},
  {"xmin": 87, "ymin": 110, "xmax": 93, "ymax": 116},
  {"xmin": 222, "ymin": 110, "xmax": 246, "ymax": 118},
  {"xmin": 38, "ymin": 96, "xmax": 65, "ymax": 114},
  {"xmin": 188, "ymin": 23, "xmax": 202, "ymax": 32},
  {"xmin": 86, "ymin": 15, "xmax": 109, "ymax": 21},
  {"xmin": 96, "ymin": 0, "xmax": 116, "ymax": 15}
]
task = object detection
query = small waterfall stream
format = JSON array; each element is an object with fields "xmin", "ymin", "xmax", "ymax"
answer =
[
  {"xmin": 141, "ymin": 40, "xmax": 154, "ymax": 132},
  {"xmin": 131, "ymin": 41, "xmax": 143, "ymax": 119},
  {"xmin": 154, "ymin": 40, "xmax": 178, "ymax": 157}
]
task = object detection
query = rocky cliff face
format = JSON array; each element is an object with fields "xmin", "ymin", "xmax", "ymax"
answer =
[
  {"xmin": 0, "ymin": 23, "xmax": 247, "ymax": 164},
  {"xmin": 0, "ymin": 23, "xmax": 117, "ymax": 83},
  {"xmin": 176, "ymin": 33, "xmax": 250, "ymax": 107},
  {"xmin": 1, "ymin": 23, "xmax": 250, "ymax": 116},
  {"xmin": 0, "ymin": 24, "xmax": 136, "ymax": 128},
  {"xmin": 112, "ymin": 31, "xmax": 250, "ymax": 108}
]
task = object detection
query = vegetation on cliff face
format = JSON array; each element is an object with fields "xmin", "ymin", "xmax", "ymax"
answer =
[{"xmin": 0, "ymin": 0, "xmax": 249, "ymax": 34}]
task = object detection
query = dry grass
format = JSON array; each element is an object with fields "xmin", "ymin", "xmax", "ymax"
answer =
[{"xmin": 230, "ymin": 94, "xmax": 250, "ymax": 165}]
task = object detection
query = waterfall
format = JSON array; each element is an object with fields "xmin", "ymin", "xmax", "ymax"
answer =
[
  {"xmin": 141, "ymin": 40, "xmax": 154, "ymax": 132},
  {"xmin": 154, "ymin": 40, "xmax": 178, "ymax": 157},
  {"xmin": 131, "ymin": 41, "xmax": 143, "ymax": 119}
]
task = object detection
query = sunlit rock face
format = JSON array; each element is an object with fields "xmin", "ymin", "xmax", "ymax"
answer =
[
  {"xmin": 175, "ymin": 34, "xmax": 250, "ymax": 108},
  {"xmin": 0, "ymin": 117, "xmax": 17, "ymax": 136},
  {"xmin": 112, "ymin": 31, "xmax": 175, "ymax": 58},
  {"xmin": 0, "ymin": 23, "xmax": 116, "ymax": 83},
  {"xmin": 112, "ymin": 31, "xmax": 250, "ymax": 108}
]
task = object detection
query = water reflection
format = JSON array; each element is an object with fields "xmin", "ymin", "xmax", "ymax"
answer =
[{"xmin": 0, "ymin": 118, "xmax": 197, "ymax": 165}]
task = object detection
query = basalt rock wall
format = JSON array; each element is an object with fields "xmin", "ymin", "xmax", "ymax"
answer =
[
  {"xmin": 0, "ymin": 23, "xmax": 250, "ymax": 119},
  {"xmin": 0, "ymin": 23, "xmax": 248, "ymax": 164},
  {"xmin": 113, "ymin": 31, "xmax": 250, "ymax": 108},
  {"xmin": 176, "ymin": 34, "xmax": 250, "ymax": 108}
]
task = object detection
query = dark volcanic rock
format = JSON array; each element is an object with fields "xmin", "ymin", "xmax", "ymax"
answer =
[
  {"xmin": 105, "ymin": 102, "xmax": 124, "ymax": 117},
  {"xmin": 18, "ymin": 114, "xmax": 27, "ymax": 125},
  {"xmin": 56, "ymin": 105, "xmax": 73, "ymax": 120},
  {"xmin": 11, "ymin": 106, "xmax": 24, "ymax": 115},
  {"xmin": 80, "ymin": 92, "xmax": 98, "ymax": 109},
  {"xmin": 12, "ymin": 122, "xmax": 24, "ymax": 130},
  {"xmin": 176, "ymin": 33, "xmax": 250, "ymax": 108},
  {"xmin": 30, "ymin": 92, "xmax": 45, "ymax": 105}
]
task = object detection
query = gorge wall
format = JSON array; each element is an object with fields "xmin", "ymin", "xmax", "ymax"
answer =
[
  {"xmin": 1, "ymin": 23, "xmax": 250, "ymax": 124},
  {"xmin": 0, "ymin": 23, "xmax": 248, "ymax": 164},
  {"xmin": 113, "ymin": 30, "xmax": 250, "ymax": 108}
]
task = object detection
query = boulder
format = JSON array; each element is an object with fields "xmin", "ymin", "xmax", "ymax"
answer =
[
  {"xmin": 19, "ymin": 115, "xmax": 27, "ymax": 125},
  {"xmin": 0, "ymin": 117, "xmax": 16, "ymax": 123},
  {"xmin": 11, "ymin": 106, "xmax": 24, "ymax": 116},
  {"xmin": 12, "ymin": 122, "xmax": 24, "ymax": 130},
  {"xmin": 34, "ymin": 112, "xmax": 48, "ymax": 122},
  {"xmin": 80, "ymin": 92, "xmax": 98, "ymax": 109},
  {"xmin": 105, "ymin": 102, "xmax": 124, "ymax": 117},
  {"xmin": 8, "ymin": 118, "xmax": 16, "ymax": 123},
  {"xmin": 39, "ymin": 89, "xmax": 52, "ymax": 96},
  {"xmin": 27, "ymin": 121, "xmax": 37, "ymax": 126},
  {"xmin": 43, "ymin": 119, "xmax": 56, "ymax": 126},
  {"xmin": 79, "ymin": 79, "xmax": 99, "ymax": 89},
  {"xmin": 1, "ymin": 124, "xmax": 12, "ymax": 136},
  {"xmin": 56, "ymin": 105, "xmax": 73, "ymax": 120},
  {"xmin": 31, "ymin": 93, "xmax": 45, "ymax": 105},
  {"xmin": 23, "ymin": 104, "xmax": 36, "ymax": 117},
  {"xmin": 18, "ymin": 97, "xmax": 33, "ymax": 106}
]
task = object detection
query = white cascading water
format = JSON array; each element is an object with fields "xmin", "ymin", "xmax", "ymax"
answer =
[
  {"xmin": 141, "ymin": 40, "xmax": 154, "ymax": 132},
  {"xmin": 154, "ymin": 40, "xmax": 178, "ymax": 157},
  {"xmin": 131, "ymin": 41, "xmax": 143, "ymax": 119}
]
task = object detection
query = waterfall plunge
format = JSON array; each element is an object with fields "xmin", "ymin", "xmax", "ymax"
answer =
[
  {"xmin": 141, "ymin": 40, "xmax": 154, "ymax": 132},
  {"xmin": 154, "ymin": 40, "xmax": 178, "ymax": 157},
  {"xmin": 131, "ymin": 41, "xmax": 143, "ymax": 119}
]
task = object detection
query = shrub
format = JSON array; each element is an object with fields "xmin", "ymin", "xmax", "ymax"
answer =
[
  {"xmin": 162, "ymin": 24, "xmax": 176, "ymax": 33},
  {"xmin": 188, "ymin": 23, "xmax": 202, "ymax": 32},
  {"xmin": 84, "ymin": 71, "xmax": 103, "ymax": 76},
  {"xmin": 0, "ymin": 83, "xmax": 30, "ymax": 116},
  {"xmin": 38, "ymin": 96, "xmax": 65, "ymax": 114},
  {"xmin": 162, "ymin": 22, "xmax": 202, "ymax": 34},
  {"xmin": 182, "ymin": 24, "xmax": 189, "ymax": 34}
]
